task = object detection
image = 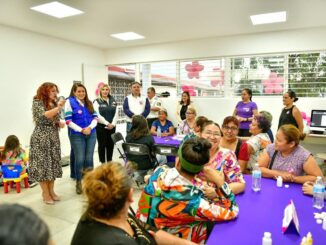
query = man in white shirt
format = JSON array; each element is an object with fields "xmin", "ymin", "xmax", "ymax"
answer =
[
  {"xmin": 146, "ymin": 87, "xmax": 162, "ymax": 128},
  {"xmin": 123, "ymin": 81, "xmax": 150, "ymax": 132}
]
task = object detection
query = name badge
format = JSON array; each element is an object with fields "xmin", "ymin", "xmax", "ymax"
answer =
[{"xmin": 78, "ymin": 110, "xmax": 83, "ymax": 114}]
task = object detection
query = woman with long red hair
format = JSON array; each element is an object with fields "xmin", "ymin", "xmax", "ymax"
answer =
[{"xmin": 29, "ymin": 82, "xmax": 65, "ymax": 205}]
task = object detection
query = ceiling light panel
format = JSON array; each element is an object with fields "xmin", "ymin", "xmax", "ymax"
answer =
[
  {"xmin": 250, "ymin": 11, "xmax": 287, "ymax": 25},
  {"xmin": 110, "ymin": 32, "xmax": 145, "ymax": 41},
  {"xmin": 30, "ymin": 1, "xmax": 84, "ymax": 19}
]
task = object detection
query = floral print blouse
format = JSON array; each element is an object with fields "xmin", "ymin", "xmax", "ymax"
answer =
[{"xmin": 194, "ymin": 147, "xmax": 245, "ymax": 189}]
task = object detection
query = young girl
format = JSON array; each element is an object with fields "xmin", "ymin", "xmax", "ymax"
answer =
[{"xmin": 1, "ymin": 135, "xmax": 37, "ymax": 187}]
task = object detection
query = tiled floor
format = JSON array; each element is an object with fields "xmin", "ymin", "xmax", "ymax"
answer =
[{"xmin": 0, "ymin": 148, "xmax": 142, "ymax": 245}]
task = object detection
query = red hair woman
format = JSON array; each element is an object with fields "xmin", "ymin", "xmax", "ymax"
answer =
[{"xmin": 29, "ymin": 82, "xmax": 65, "ymax": 204}]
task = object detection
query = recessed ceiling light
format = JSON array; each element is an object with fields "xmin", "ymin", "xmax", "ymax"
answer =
[
  {"xmin": 30, "ymin": 1, "xmax": 84, "ymax": 19},
  {"xmin": 250, "ymin": 11, "xmax": 287, "ymax": 25},
  {"xmin": 110, "ymin": 32, "xmax": 145, "ymax": 41}
]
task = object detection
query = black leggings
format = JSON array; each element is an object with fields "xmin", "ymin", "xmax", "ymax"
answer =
[{"xmin": 96, "ymin": 126, "xmax": 116, "ymax": 163}]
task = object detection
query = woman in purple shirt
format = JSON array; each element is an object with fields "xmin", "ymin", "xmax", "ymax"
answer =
[
  {"xmin": 258, "ymin": 124, "xmax": 323, "ymax": 184},
  {"xmin": 233, "ymin": 88, "xmax": 258, "ymax": 137}
]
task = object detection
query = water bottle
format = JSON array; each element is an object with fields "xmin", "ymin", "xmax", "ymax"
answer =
[
  {"xmin": 252, "ymin": 163, "xmax": 261, "ymax": 192},
  {"xmin": 176, "ymin": 127, "xmax": 180, "ymax": 136},
  {"xmin": 262, "ymin": 232, "xmax": 272, "ymax": 245},
  {"xmin": 313, "ymin": 176, "xmax": 325, "ymax": 209},
  {"xmin": 276, "ymin": 176, "xmax": 283, "ymax": 187},
  {"xmin": 157, "ymin": 126, "xmax": 162, "ymax": 138}
]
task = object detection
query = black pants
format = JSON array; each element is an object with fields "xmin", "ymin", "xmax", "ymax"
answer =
[
  {"xmin": 96, "ymin": 126, "xmax": 116, "ymax": 163},
  {"xmin": 147, "ymin": 118, "xmax": 158, "ymax": 129},
  {"xmin": 238, "ymin": 129, "xmax": 251, "ymax": 137}
]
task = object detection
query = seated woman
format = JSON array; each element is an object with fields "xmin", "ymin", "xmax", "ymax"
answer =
[
  {"xmin": 181, "ymin": 116, "xmax": 208, "ymax": 143},
  {"xmin": 126, "ymin": 115, "xmax": 155, "ymax": 185},
  {"xmin": 138, "ymin": 138, "xmax": 239, "ymax": 244},
  {"xmin": 197, "ymin": 120, "xmax": 245, "ymax": 194},
  {"xmin": 178, "ymin": 107, "xmax": 196, "ymax": 135},
  {"xmin": 150, "ymin": 108, "xmax": 174, "ymax": 137},
  {"xmin": 259, "ymin": 124, "xmax": 323, "ymax": 184},
  {"xmin": 71, "ymin": 162, "xmax": 195, "ymax": 245},
  {"xmin": 260, "ymin": 110, "xmax": 274, "ymax": 143},
  {"xmin": 243, "ymin": 115, "xmax": 271, "ymax": 173},
  {"xmin": 219, "ymin": 116, "xmax": 249, "ymax": 172}
]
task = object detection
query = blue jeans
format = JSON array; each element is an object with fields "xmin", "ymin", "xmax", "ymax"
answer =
[
  {"xmin": 126, "ymin": 122, "xmax": 132, "ymax": 133},
  {"xmin": 69, "ymin": 132, "xmax": 96, "ymax": 181}
]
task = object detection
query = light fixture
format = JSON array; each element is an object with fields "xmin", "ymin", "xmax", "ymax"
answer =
[
  {"xmin": 250, "ymin": 11, "xmax": 286, "ymax": 25},
  {"xmin": 30, "ymin": 1, "xmax": 84, "ymax": 19},
  {"xmin": 110, "ymin": 32, "xmax": 145, "ymax": 41}
]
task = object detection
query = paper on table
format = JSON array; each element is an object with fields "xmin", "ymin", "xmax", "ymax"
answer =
[
  {"xmin": 282, "ymin": 200, "xmax": 300, "ymax": 234},
  {"xmin": 172, "ymin": 135, "xmax": 185, "ymax": 140}
]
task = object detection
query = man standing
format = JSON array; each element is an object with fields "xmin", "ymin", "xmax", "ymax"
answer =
[
  {"xmin": 146, "ymin": 87, "xmax": 162, "ymax": 128},
  {"xmin": 123, "ymin": 81, "xmax": 150, "ymax": 132}
]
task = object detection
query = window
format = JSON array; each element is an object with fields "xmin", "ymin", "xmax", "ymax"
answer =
[
  {"xmin": 180, "ymin": 59, "xmax": 225, "ymax": 97},
  {"xmin": 140, "ymin": 61, "xmax": 177, "ymax": 97},
  {"xmin": 288, "ymin": 52, "xmax": 326, "ymax": 97},
  {"xmin": 107, "ymin": 51, "xmax": 326, "ymax": 98},
  {"xmin": 231, "ymin": 55, "xmax": 285, "ymax": 96},
  {"xmin": 108, "ymin": 64, "xmax": 136, "ymax": 105}
]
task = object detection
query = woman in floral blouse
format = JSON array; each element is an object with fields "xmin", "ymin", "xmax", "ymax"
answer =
[
  {"xmin": 196, "ymin": 120, "xmax": 246, "ymax": 195},
  {"xmin": 138, "ymin": 138, "xmax": 238, "ymax": 244}
]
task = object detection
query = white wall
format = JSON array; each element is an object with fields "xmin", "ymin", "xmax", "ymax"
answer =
[
  {"xmin": 160, "ymin": 97, "xmax": 325, "ymax": 134},
  {"xmin": 0, "ymin": 25, "xmax": 106, "ymax": 155},
  {"xmin": 105, "ymin": 26, "xmax": 326, "ymax": 63}
]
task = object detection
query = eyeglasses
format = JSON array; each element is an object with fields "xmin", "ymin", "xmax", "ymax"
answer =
[
  {"xmin": 203, "ymin": 131, "xmax": 221, "ymax": 137},
  {"xmin": 186, "ymin": 112, "xmax": 194, "ymax": 115},
  {"xmin": 223, "ymin": 126, "xmax": 238, "ymax": 131}
]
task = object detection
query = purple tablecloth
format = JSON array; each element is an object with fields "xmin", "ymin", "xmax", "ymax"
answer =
[
  {"xmin": 207, "ymin": 175, "xmax": 326, "ymax": 245},
  {"xmin": 153, "ymin": 136, "xmax": 181, "ymax": 147}
]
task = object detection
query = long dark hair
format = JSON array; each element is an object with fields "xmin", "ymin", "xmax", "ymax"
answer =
[
  {"xmin": 130, "ymin": 115, "xmax": 150, "ymax": 139},
  {"xmin": 69, "ymin": 83, "xmax": 94, "ymax": 113},
  {"xmin": 3, "ymin": 135, "xmax": 21, "ymax": 159},
  {"xmin": 179, "ymin": 91, "xmax": 191, "ymax": 105}
]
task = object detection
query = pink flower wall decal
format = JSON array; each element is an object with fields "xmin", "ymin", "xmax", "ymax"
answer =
[
  {"xmin": 262, "ymin": 72, "xmax": 284, "ymax": 94},
  {"xmin": 185, "ymin": 61, "xmax": 204, "ymax": 79}
]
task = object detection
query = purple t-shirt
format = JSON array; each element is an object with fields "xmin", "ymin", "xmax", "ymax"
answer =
[
  {"xmin": 235, "ymin": 101, "xmax": 258, "ymax": 129},
  {"xmin": 266, "ymin": 144, "xmax": 311, "ymax": 176}
]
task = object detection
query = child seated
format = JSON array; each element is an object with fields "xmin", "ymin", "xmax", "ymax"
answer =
[{"xmin": 1, "ymin": 135, "xmax": 37, "ymax": 187}]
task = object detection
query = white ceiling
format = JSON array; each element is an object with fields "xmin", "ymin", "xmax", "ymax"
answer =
[{"xmin": 1, "ymin": 0, "xmax": 326, "ymax": 50}]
